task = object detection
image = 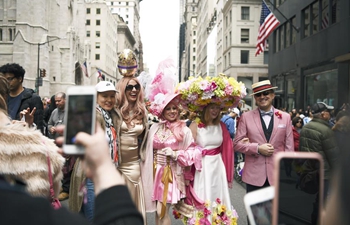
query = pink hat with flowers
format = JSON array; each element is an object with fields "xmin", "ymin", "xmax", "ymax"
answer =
[{"xmin": 147, "ymin": 58, "xmax": 182, "ymax": 118}]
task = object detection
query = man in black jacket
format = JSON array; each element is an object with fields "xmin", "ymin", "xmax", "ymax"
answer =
[{"xmin": 0, "ymin": 63, "xmax": 44, "ymax": 131}]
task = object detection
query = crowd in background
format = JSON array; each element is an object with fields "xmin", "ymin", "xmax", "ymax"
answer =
[{"xmin": 1, "ymin": 58, "xmax": 350, "ymax": 225}]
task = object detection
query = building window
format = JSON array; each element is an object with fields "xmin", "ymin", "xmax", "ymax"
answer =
[
  {"xmin": 305, "ymin": 69, "xmax": 338, "ymax": 108},
  {"xmin": 321, "ymin": 0, "xmax": 329, "ymax": 30},
  {"xmin": 86, "ymin": 30, "xmax": 90, "ymax": 37},
  {"xmin": 263, "ymin": 51, "xmax": 269, "ymax": 64},
  {"xmin": 311, "ymin": 1, "xmax": 319, "ymax": 34},
  {"xmin": 331, "ymin": 0, "xmax": 339, "ymax": 24},
  {"xmin": 86, "ymin": 19, "xmax": 90, "ymax": 25},
  {"xmin": 230, "ymin": 10, "xmax": 232, "ymax": 22},
  {"xmin": 291, "ymin": 17, "xmax": 296, "ymax": 44},
  {"xmin": 241, "ymin": 50, "xmax": 249, "ymax": 64},
  {"xmin": 96, "ymin": 8, "xmax": 101, "ymax": 14},
  {"xmin": 193, "ymin": 31, "xmax": 196, "ymax": 36},
  {"xmin": 96, "ymin": 31, "xmax": 100, "ymax": 37},
  {"xmin": 280, "ymin": 24, "xmax": 285, "ymax": 50},
  {"xmin": 286, "ymin": 22, "xmax": 290, "ymax": 48},
  {"xmin": 95, "ymin": 54, "xmax": 100, "ymax": 60},
  {"xmin": 193, "ymin": 56, "xmax": 196, "ymax": 61},
  {"xmin": 95, "ymin": 42, "xmax": 100, "ymax": 49},
  {"xmin": 96, "ymin": 20, "xmax": 101, "ymax": 26},
  {"xmin": 87, "ymin": 8, "xmax": 91, "ymax": 14},
  {"xmin": 241, "ymin": 29, "xmax": 249, "ymax": 43},
  {"xmin": 193, "ymin": 47, "xmax": 196, "ymax": 52},
  {"xmin": 303, "ymin": 6, "xmax": 310, "ymax": 38},
  {"xmin": 228, "ymin": 52, "xmax": 231, "ymax": 66},
  {"xmin": 193, "ymin": 39, "xmax": 196, "ymax": 44},
  {"xmin": 229, "ymin": 31, "xmax": 232, "ymax": 45},
  {"xmin": 275, "ymin": 28, "xmax": 280, "ymax": 52},
  {"xmin": 241, "ymin": 7, "xmax": 250, "ymax": 20},
  {"xmin": 0, "ymin": 28, "xmax": 2, "ymax": 41}
]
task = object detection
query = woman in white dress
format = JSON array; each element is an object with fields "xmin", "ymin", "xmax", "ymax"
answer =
[{"xmin": 188, "ymin": 103, "xmax": 237, "ymax": 224}]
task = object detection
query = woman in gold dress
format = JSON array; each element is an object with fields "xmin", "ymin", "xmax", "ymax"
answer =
[{"xmin": 114, "ymin": 76, "xmax": 148, "ymax": 222}]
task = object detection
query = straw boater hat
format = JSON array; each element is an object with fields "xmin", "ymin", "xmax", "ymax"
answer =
[{"xmin": 250, "ymin": 80, "xmax": 278, "ymax": 96}]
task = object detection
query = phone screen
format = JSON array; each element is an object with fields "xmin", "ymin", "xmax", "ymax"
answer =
[
  {"xmin": 250, "ymin": 199, "xmax": 273, "ymax": 225},
  {"xmin": 65, "ymin": 94, "xmax": 94, "ymax": 145},
  {"xmin": 276, "ymin": 157, "xmax": 322, "ymax": 225}
]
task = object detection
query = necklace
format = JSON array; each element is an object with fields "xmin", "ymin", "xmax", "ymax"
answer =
[{"xmin": 156, "ymin": 125, "xmax": 172, "ymax": 142}]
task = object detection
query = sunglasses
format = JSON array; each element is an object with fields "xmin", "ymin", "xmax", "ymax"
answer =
[
  {"xmin": 125, "ymin": 84, "xmax": 141, "ymax": 91},
  {"xmin": 255, "ymin": 91, "xmax": 271, "ymax": 97}
]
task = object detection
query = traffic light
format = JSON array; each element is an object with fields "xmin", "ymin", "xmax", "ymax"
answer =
[{"xmin": 40, "ymin": 69, "xmax": 46, "ymax": 77}]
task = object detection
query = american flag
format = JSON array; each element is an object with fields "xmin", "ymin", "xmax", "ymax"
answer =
[
  {"xmin": 81, "ymin": 61, "xmax": 89, "ymax": 77},
  {"xmin": 97, "ymin": 69, "xmax": 104, "ymax": 80},
  {"xmin": 255, "ymin": 1, "xmax": 280, "ymax": 56}
]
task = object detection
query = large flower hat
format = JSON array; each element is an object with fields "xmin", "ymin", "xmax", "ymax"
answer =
[
  {"xmin": 147, "ymin": 58, "xmax": 181, "ymax": 118},
  {"xmin": 176, "ymin": 73, "xmax": 247, "ymax": 112}
]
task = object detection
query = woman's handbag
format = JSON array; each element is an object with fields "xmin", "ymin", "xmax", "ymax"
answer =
[{"xmin": 47, "ymin": 153, "xmax": 61, "ymax": 209}]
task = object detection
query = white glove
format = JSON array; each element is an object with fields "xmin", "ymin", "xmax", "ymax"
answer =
[{"xmin": 162, "ymin": 147, "xmax": 177, "ymax": 160}]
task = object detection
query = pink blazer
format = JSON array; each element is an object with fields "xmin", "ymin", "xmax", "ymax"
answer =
[{"xmin": 233, "ymin": 108, "xmax": 294, "ymax": 186}]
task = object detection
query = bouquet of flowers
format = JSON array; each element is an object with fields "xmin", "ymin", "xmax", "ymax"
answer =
[
  {"xmin": 173, "ymin": 198, "xmax": 239, "ymax": 225},
  {"xmin": 176, "ymin": 74, "xmax": 247, "ymax": 112}
]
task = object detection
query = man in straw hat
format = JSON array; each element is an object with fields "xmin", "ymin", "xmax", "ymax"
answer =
[{"xmin": 233, "ymin": 80, "xmax": 294, "ymax": 193}]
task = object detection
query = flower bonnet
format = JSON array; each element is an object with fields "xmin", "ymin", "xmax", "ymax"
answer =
[{"xmin": 176, "ymin": 73, "xmax": 247, "ymax": 112}]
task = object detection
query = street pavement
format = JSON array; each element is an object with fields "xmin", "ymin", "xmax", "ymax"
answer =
[{"xmin": 61, "ymin": 179, "xmax": 248, "ymax": 225}]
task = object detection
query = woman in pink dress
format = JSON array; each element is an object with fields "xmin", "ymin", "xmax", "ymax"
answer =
[{"xmin": 141, "ymin": 58, "xmax": 201, "ymax": 225}]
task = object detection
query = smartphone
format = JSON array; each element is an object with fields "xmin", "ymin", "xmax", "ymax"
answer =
[
  {"xmin": 244, "ymin": 186, "xmax": 274, "ymax": 225},
  {"xmin": 272, "ymin": 152, "xmax": 324, "ymax": 225},
  {"xmin": 63, "ymin": 86, "xmax": 96, "ymax": 155}
]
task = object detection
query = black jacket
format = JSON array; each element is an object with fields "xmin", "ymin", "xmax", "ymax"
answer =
[
  {"xmin": 0, "ymin": 177, "xmax": 143, "ymax": 225},
  {"xmin": 11, "ymin": 87, "xmax": 44, "ymax": 132},
  {"xmin": 299, "ymin": 117, "xmax": 338, "ymax": 179}
]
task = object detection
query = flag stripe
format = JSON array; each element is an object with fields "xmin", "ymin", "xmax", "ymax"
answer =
[
  {"xmin": 255, "ymin": 1, "xmax": 280, "ymax": 56},
  {"xmin": 81, "ymin": 61, "xmax": 88, "ymax": 77}
]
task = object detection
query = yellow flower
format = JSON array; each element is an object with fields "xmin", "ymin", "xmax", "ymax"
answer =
[{"xmin": 231, "ymin": 217, "xmax": 238, "ymax": 225}]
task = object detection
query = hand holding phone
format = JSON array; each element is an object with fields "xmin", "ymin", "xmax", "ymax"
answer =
[
  {"xmin": 63, "ymin": 86, "xmax": 96, "ymax": 155},
  {"xmin": 244, "ymin": 186, "xmax": 274, "ymax": 225},
  {"xmin": 272, "ymin": 152, "xmax": 324, "ymax": 225}
]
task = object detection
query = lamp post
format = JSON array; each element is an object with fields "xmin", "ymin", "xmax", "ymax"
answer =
[{"xmin": 35, "ymin": 37, "xmax": 61, "ymax": 95}]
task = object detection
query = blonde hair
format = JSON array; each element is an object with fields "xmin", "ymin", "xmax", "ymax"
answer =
[
  {"xmin": 115, "ymin": 77, "xmax": 146, "ymax": 126},
  {"xmin": 0, "ymin": 76, "xmax": 9, "ymax": 112}
]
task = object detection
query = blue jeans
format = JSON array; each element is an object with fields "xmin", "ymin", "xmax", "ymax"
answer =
[{"xmin": 81, "ymin": 178, "xmax": 95, "ymax": 221}]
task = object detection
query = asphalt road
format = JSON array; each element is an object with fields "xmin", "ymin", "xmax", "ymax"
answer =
[{"xmin": 61, "ymin": 180, "xmax": 248, "ymax": 225}]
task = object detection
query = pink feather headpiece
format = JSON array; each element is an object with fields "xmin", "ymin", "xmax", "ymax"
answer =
[{"xmin": 147, "ymin": 58, "xmax": 180, "ymax": 118}]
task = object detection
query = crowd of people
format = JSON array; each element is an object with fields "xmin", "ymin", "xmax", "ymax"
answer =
[{"xmin": 0, "ymin": 53, "xmax": 350, "ymax": 225}]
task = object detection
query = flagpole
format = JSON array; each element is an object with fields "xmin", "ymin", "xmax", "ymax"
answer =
[{"xmin": 264, "ymin": 0, "xmax": 299, "ymax": 33}]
